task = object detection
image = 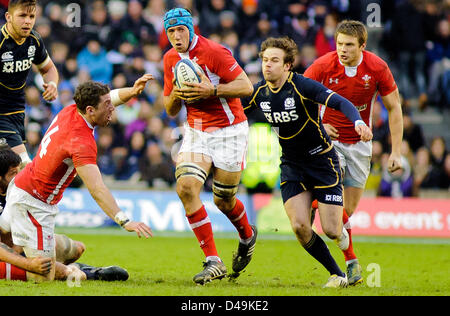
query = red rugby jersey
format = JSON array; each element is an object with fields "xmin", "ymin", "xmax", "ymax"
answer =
[
  {"xmin": 15, "ymin": 104, "xmax": 97, "ymax": 205},
  {"xmin": 304, "ymin": 50, "xmax": 397, "ymax": 143},
  {"xmin": 163, "ymin": 35, "xmax": 247, "ymax": 131}
]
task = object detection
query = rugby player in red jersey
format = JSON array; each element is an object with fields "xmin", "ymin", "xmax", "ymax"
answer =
[
  {"xmin": 163, "ymin": 8, "xmax": 256, "ymax": 284},
  {"xmin": 304, "ymin": 20, "xmax": 403, "ymax": 285},
  {"xmin": 0, "ymin": 75, "xmax": 154, "ymax": 282}
]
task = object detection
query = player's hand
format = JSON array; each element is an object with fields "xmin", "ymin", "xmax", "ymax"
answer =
[
  {"xmin": 355, "ymin": 123, "xmax": 373, "ymax": 142},
  {"xmin": 132, "ymin": 74, "xmax": 154, "ymax": 96},
  {"xmin": 123, "ymin": 221, "xmax": 153, "ymax": 238},
  {"xmin": 387, "ymin": 152, "xmax": 403, "ymax": 173},
  {"xmin": 42, "ymin": 81, "xmax": 58, "ymax": 101},
  {"xmin": 27, "ymin": 256, "xmax": 52, "ymax": 275},
  {"xmin": 323, "ymin": 123, "xmax": 339, "ymax": 140},
  {"xmin": 176, "ymin": 72, "xmax": 214, "ymax": 103}
]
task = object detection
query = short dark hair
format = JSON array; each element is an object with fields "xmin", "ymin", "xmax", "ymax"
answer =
[
  {"xmin": 0, "ymin": 146, "xmax": 21, "ymax": 177},
  {"xmin": 8, "ymin": 0, "xmax": 37, "ymax": 11},
  {"xmin": 259, "ymin": 37, "xmax": 298, "ymax": 70},
  {"xmin": 73, "ymin": 81, "xmax": 110, "ymax": 114}
]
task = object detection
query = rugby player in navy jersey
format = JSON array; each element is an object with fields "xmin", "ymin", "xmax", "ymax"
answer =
[
  {"xmin": 242, "ymin": 37, "xmax": 372, "ymax": 288},
  {"xmin": 0, "ymin": 0, "xmax": 59, "ymax": 168}
]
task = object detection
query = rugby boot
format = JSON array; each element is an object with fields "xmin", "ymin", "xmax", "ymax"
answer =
[
  {"xmin": 232, "ymin": 225, "xmax": 257, "ymax": 274},
  {"xmin": 193, "ymin": 260, "xmax": 227, "ymax": 285},
  {"xmin": 74, "ymin": 263, "xmax": 129, "ymax": 281},
  {"xmin": 323, "ymin": 273, "xmax": 348, "ymax": 288},
  {"xmin": 347, "ymin": 260, "xmax": 363, "ymax": 285}
]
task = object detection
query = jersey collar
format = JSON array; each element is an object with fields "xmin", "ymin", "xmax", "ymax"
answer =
[
  {"xmin": 339, "ymin": 52, "xmax": 363, "ymax": 77},
  {"xmin": 2, "ymin": 24, "xmax": 26, "ymax": 45}
]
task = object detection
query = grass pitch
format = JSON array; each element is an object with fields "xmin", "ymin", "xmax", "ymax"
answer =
[{"xmin": 0, "ymin": 227, "xmax": 448, "ymax": 297}]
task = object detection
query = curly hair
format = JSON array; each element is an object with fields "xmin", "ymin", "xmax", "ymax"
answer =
[
  {"xmin": 0, "ymin": 146, "xmax": 21, "ymax": 178},
  {"xmin": 259, "ymin": 37, "xmax": 298, "ymax": 70},
  {"xmin": 73, "ymin": 81, "xmax": 110, "ymax": 114}
]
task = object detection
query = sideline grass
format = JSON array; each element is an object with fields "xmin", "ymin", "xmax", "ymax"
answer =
[{"xmin": 0, "ymin": 227, "xmax": 448, "ymax": 296}]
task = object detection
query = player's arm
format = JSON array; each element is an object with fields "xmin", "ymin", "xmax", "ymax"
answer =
[
  {"xmin": 381, "ymin": 88, "xmax": 403, "ymax": 172},
  {"xmin": 110, "ymin": 74, "xmax": 154, "ymax": 107},
  {"xmin": 38, "ymin": 58, "xmax": 59, "ymax": 102},
  {"xmin": 179, "ymin": 71, "xmax": 254, "ymax": 103},
  {"xmin": 299, "ymin": 75, "xmax": 372, "ymax": 141},
  {"xmin": 76, "ymin": 164, "xmax": 153, "ymax": 238},
  {"xmin": 0, "ymin": 242, "xmax": 52, "ymax": 275},
  {"xmin": 163, "ymin": 77, "xmax": 183, "ymax": 117}
]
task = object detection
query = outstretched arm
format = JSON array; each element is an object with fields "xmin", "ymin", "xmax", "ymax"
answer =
[
  {"xmin": 110, "ymin": 74, "xmax": 154, "ymax": 107},
  {"xmin": 76, "ymin": 164, "xmax": 153, "ymax": 238}
]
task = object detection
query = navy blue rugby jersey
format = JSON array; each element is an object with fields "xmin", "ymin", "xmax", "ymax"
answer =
[
  {"xmin": 242, "ymin": 72, "xmax": 361, "ymax": 161},
  {"xmin": 0, "ymin": 25, "xmax": 49, "ymax": 114}
]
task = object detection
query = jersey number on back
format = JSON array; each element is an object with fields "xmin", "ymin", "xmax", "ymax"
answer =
[{"xmin": 39, "ymin": 116, "xmax": 59, "ymax": 159}]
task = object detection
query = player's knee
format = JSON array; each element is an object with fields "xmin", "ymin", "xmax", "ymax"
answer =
[
  {"xmin": 290, "ymin": 221, "xmax": 310, "ymax": 240},
  {"xmin": 175, "ymin": 163, "xmax": 206, "ymax": 201},
  {"xmin": 73, "ymin": 241, "xmax": 86, "ymax": 262},
  {"xmin": 212, "ymin": 180, "xmax": 238, "ymax": 210},
  {"xmin": 322, "ymin": 225, "xmax": 340, "ymax": 240},
  {"xmin": 176, "ymin": 179, "xmax": 199, "ymax": 202}
]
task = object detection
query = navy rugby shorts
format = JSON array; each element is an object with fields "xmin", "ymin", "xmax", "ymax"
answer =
[
  {"xmin": 280, "ymin": 148, "xmax": 344, "ymax": 205},
  {"xmin": 0, "ymin": 112, "xmax": 26, "ymax": 148}
]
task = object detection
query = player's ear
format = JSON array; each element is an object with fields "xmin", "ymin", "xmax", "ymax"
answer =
[
  {"xmin": 5, "ymin": 11, "xmax": 11, "ymax": 23},
  {"xmin": 360, "ymin": 42, "xmax": 366, "ymax": 51}
]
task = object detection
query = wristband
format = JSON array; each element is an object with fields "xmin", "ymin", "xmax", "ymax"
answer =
[
  {"xmin": 48, "ymin": 81, "xmax": 57, "ymax": 89},
  {"xmin": 114, "ymin": 211, "xmax": 130, "ymax": 227},
  {"xmin": 110, "ymin": 89, "xmax": 125, "ymax": 106},
  {"xmin": 213, "ymin": 85, "xmax": 217, "ymax": 96},
  {"xmin": 354, "ymin": 120, "xmax": 366, "ymax": 128}
]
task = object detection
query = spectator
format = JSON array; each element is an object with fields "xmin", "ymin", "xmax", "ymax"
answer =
[
  {"xmin": 378, "ymin": 155, "xmax": 414, "ymax": 198},
  {"xmin": 314, "ymin": 12, "xmax": 338, "ymax": 57},
  {"xmin": 96, "ymin": 127, "xmax": 117, "ymax": 177},
  {"xmin": 138, "ymin": 141, "xmax": 176, "ymax": 188},
  {"xmin": 426, "ymin": 18, "xmax": 450, "ymax": 111},
  {"xmin": 402, "ymin": 110, "xmax": 425, "ymax": 153},
  {"xmin": 77, "ymin": 35, "xmax": 113, "ymax": 84},
  {"xmin": 119, "ymin": 0, "xmax": 157, "ymax": 46},
  {"xmin": 366, "ymin": 140, "xmax": 384, "ymax": 191},
  {"xmin": 83, "ymin": 0, "xmax": 112, "ymax": 49},
  {"xmin": 116, "ymin": 131, "xmax": 146, "ymax": 181},
  {"xmin": 282, "ymin": 12, "xmax": 317, "ymax": 50},
  {"xmin": 390, "ymin": 0, "xmax": 429, "ymax": 109},
  {"xmin": 198, "ymin": 0, "xmax": 230, "ymax": 37},
  {"xmin": 24, "ymin": 122, "xmax": 42, "ymax": 160},
  {"xmin": 143, "ymin": 0, "xmax": 166, "ymax": 35},
  {"xmin": 236, "ymin": 0, "xmax": 260, "ymax": 42}
]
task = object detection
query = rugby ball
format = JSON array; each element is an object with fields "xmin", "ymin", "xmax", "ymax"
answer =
[{"xmin": 174, "ymin": 59, "xmax": 204, "ymax": 89}]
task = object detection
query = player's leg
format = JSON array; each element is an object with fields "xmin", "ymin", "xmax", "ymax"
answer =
[
  {"xmin": 283, "ymin": 186, "xmax": 347, "ymax": 288},
  {"xmin": 175, "ymin": 150, "xmax": 223, "ymax": 284},
  {"xmin": 0, "ymin": 113, "xmax": 32, "ymax": 168},
  {"xmin": 339, "ymin": 141, "xmax": 371, "ymax": 285},
  {"xmin": 212, "ymin": 168, "xmax": 256, "ymax": 276},
  {"xmin": 55, "ymin": 234, "xmax": 86, "ymax": 265},
  {"xmin": 210, "ymin": 121, "xmax": 256, "ymax": 276},
  {"xmin": 4, "ymin": 181, "xmax": 58, "ymax": 282},
  {"xmin": 0, "ymin": 261, "xmax": 27, "ymax": 281}
]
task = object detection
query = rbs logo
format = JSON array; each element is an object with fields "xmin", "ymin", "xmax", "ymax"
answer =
[{"xmin": 325, "ymin": 194, "xmax": 342, "ymax": 203}]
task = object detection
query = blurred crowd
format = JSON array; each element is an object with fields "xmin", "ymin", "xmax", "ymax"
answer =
[{"xmin": 1, "ymin": 0, "xmax": 448, "ymax": 194}]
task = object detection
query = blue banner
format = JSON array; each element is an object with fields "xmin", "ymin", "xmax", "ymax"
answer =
[{"xmin": 57, "ymin": 188, "xmax": 255, "ymax": 232}]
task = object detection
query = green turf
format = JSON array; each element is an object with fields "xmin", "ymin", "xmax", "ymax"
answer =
[{"xmin": 0, "ymin": 227, "xmax": 448, "ymax": 296}]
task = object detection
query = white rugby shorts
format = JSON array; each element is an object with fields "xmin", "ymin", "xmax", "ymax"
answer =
[
  {"xmin": 1, "ymin": 180, "xmax": 58, "ymax": 254},
  {"xmin": 333, "ymin": 140, "xmax": 372, "ymax": 189},
  {"xmin": 179, "ymin": 121, "xmax": 249, "ymax": 172}
]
